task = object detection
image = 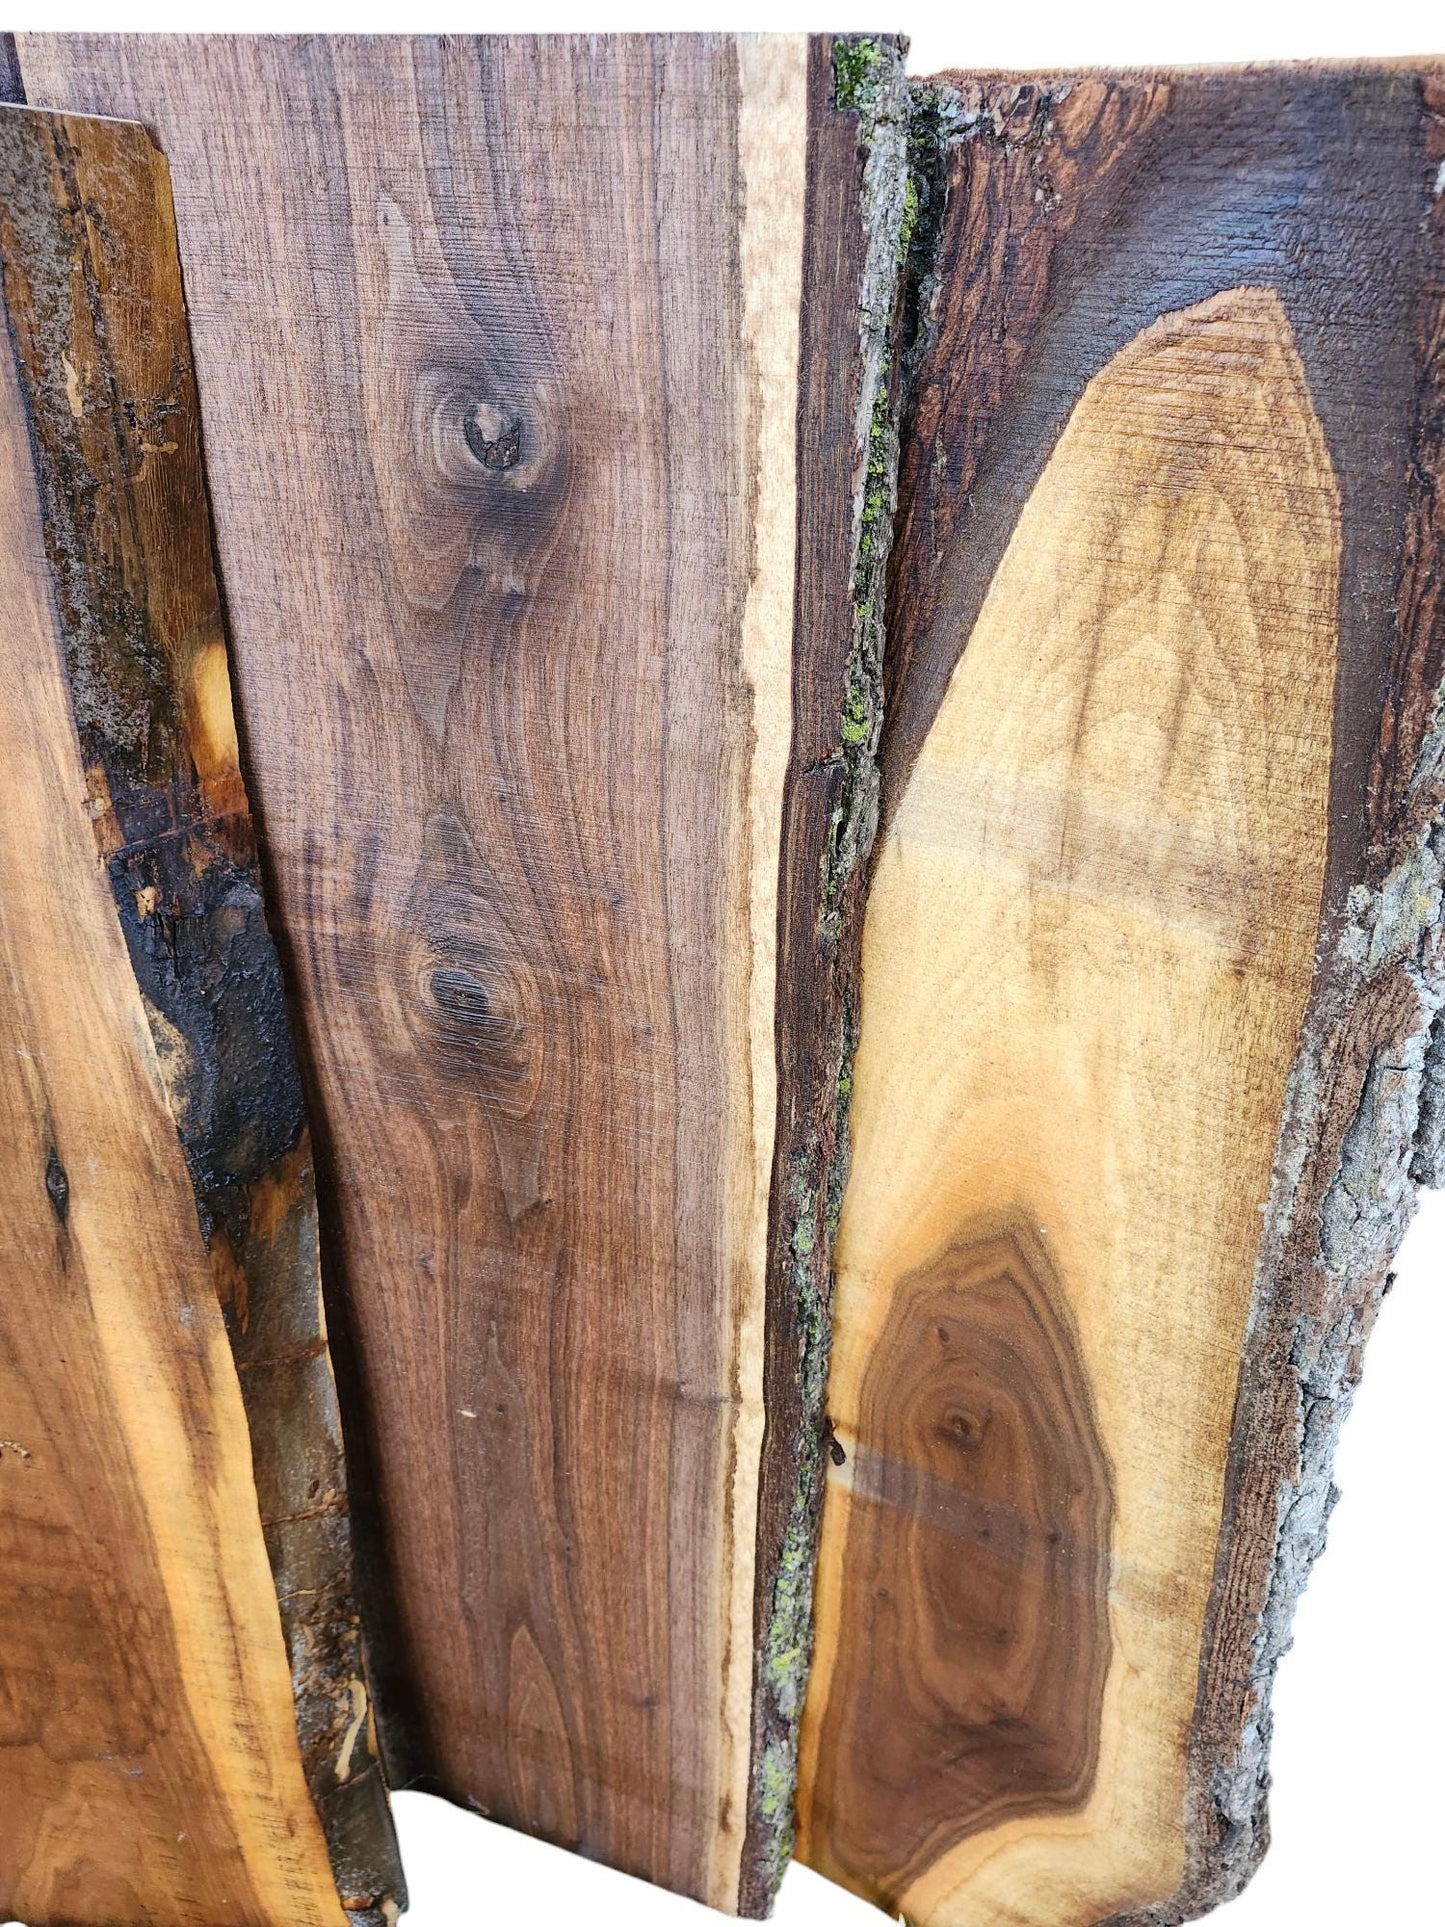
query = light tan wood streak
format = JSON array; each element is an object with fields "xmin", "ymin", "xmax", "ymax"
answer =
[
  {"xmin": 0, "ymin": 302, "xmax": 341, "ymax": 1925},
  {"xmin": 15, "ymin": 33, "xmax": 812, "ymax": 1905},
  {"xmin": 799, "ymin": 289, "xmax": 1338, "ymax": 1923},
  {"xmin": 715, "ymin": 31, "xmax": 809, "ymax": 1905}
]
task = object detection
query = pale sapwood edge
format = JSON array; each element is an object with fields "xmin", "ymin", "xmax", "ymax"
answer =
[{"xmin": 745, "ymin": 33, "xmax": 912, "ymax": 1912}]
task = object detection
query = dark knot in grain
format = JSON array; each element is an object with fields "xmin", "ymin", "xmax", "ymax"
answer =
[
  {"xmin": 420, "ymin": 942, "xmax": 533, "ymax": 1097},
  {"xmin": 44, "ymin": 1144, "xmax": 70, "ymax": 1226},
  {"xmin": 399, "ymin": 814, "xmax": 546, "ymax": 1124},
  {"xmin": 464, "ymin": 400, "xmax": 522, "ymax": 472}
]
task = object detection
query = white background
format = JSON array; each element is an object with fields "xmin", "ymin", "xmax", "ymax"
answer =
[{"xmin": 10, "ymin": 3, "xmax": 1441, "ymax": 1924}]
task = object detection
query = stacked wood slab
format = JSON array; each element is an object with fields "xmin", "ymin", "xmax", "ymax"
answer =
[{"xmin": 0, "ymin": 33, "xmax": 1441, "ymax": 1927}]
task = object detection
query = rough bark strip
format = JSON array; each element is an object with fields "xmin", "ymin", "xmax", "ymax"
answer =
[
  {"xmin": 0, "ymin": 103, "xmax": 402, "ymax": 1922},
  {"xmin": 740, "ymin": 33, "xmax": 909, "ymax": 1915},
  {"xmin": 0, "ymin": 34, "xmax": 22, "ymax": 103}
]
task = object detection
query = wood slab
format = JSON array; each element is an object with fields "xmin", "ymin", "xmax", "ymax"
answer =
[
  {"xmin": 0, "ymin": 102, "xmax": 401, "ymax": 1924},
  {"xmin": 13, "ymin": 33, "xmax": 912, "ymax": 1910},
  {"xmin": 797, "ymin": 63, "xmax": 1445, "ymax": 1927}
]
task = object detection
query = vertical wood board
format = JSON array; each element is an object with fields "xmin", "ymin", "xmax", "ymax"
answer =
[
  {"xmin": 0, "ymin": 101, "xmax": 401, "ymax": 1927},
  {"xmin": 15, "ymin": 33, "xmax": 911, "ymax": 1909},
  {"xmin": 799, "ymin": 62, "xmax": 1445, "ymax": 1927}
]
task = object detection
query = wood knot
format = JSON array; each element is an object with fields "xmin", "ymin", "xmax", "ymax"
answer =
[
  {"xmin": 401, "ymin": 815, "xmax": 545, "ymax": 1121},
  {"xmin": 464, "ymin": 400, "xmax": 521, "ymax": 471},
  {"xmin": 940, "ymin": 1404, "xmax": 986, "ymax": 1452},
  {"xmin": 416, "ymin": 374, "xmax": 545, "ymax": 501},
  {"xmin": 418, "ymin": 940, "xmax": 537, "ymax": 1100},
  {"xmin": 44, "ymin": 1144, "xmax": 69, "ymax": 1225}
]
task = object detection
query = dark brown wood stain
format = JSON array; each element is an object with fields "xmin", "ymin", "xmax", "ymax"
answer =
[
  {"xmin": 885, "ymin": 68, "xmax": 1427, "ymax": 922},
  {"xmin": 810, "ymin": 1229, "xmax": 1112, "ymax": 1910}
]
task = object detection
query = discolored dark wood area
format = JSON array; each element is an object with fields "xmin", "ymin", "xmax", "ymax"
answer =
[
  {"xmin": 0, "ymin": 103, "xmax": 398, "ymax": 1924},
  {"xmin": 809, "ymin": 1230, "xmax": 1112, "ymax": 1910},
  {"xmin": 16, "ymin": 33, "xmax": 911, "ymax": 1910}
]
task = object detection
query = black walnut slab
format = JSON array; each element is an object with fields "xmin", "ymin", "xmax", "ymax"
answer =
[
  {"xmin": 797, "ymin": 60, "xmax": 1445, "ymax": 1927},
  {"xmin": 0, "ymin": 101, "xmax": 402, "ymax": 1925},
  {"xmin": 15, "ymin": 31, "xmax": 913, "ymax": 1912}
]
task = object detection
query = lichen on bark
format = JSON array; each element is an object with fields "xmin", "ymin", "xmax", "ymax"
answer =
[
  {"xmin": 746, "ymin": 36, "xmax": 914, "ymax": 1908},
  {"xmin": 816, "ymin": 36, "xmax": 910, "ymax": 945}
]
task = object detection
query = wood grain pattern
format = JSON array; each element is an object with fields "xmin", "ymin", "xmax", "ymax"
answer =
[
  {"xmin": 883, "ymin": 75, "xmax": 1171, "ymax": 827},
  {"xmin": 0, "ymin": 102, "xmax": 397, "ymax": 1927},
  {"xmin": 801, "ymin": 63, "xmax": 1445, "ymax": 1927},
  {"xmin": 802, "ymin": 282, "xmax": 1340, "ymax": 1919},
  {"xmin": 16, "ymin": 34, "xmax": 908, "ymax": 1909},
  {"xmin": 811, "ymin": 1227, "xmax": 1112, "ymax": 1899}
]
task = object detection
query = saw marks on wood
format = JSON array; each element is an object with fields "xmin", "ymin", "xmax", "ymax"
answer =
[
  {"xmin": 12, "ymin": 33, "xmax": 890, "ymax": 1909},
  {"xmin": 800, "ymin": 289, "xmax": 1339, "ymax": 1921},
  {"xmin": 0, "ymin": 102, "xmax": 399, "ymax": 1923}
]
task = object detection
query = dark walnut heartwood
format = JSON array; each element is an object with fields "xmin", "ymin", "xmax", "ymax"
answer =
[
  {"xmin": 16, "ymin": 33, "xmax": 912, "ymax": 1911},
  {"xmin": 0, "ymin": 104, "xmax": 401, "ymax": 1924},
  {"xmin": 798, "ymin": 62, "xmax": 1445, "ymax": 1927}
]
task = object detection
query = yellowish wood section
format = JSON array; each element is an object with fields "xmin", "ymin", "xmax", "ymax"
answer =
[
  {"xmin": 713, "ymin": 29, "xmax": 809, "ymax": 1909},
  {"xmin": 0, "ymin": 286, "xmax": 342, "ymax": 1927},
  {"xmin": 799, "ymin": 289, "xmax": 1338, "ymax": 1923}
]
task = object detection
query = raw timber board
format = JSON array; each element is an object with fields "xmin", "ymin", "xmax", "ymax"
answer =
[
  {"xmin": 0, "ymin": 103, "xmax": 401, "ymax": 1924},
  {"xmin": 15, "ymin": 33, "xmax": 912, "ymax": 1910},
  {"xmin": 797, "ymin": 62, "xmax": 1445, "ymax": 1927}
]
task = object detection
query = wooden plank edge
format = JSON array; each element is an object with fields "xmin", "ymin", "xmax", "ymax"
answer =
[
  {"xmin": 0, "ymin": 99, "xmax": 406, "ymax": 1923},
  {"xmin": 739, "ymin": 33, "xmax": 911, "ymax": 1916},
  {"xmin": 879, "ymin": 61, "xmax": 1445, "ymax": 1927}
]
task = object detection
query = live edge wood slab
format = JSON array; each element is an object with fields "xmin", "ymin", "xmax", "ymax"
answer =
[
  {"xmin": 796, "ymin": 58, "xmax": 1445, "ymax": 1927},
  {"xmin": 8, "ymin": 34, "xmax": 1443, "ymax": 1927},
  {"xmin": 13, "ymin": 32, "xmax": 912, "ymax": 1914},
  {"xmin": 0, "ymin": 103, "xmax": 401, "ymax": 1924}
]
